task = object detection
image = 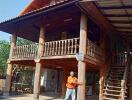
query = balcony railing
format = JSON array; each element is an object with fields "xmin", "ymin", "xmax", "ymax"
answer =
[
  {"xmin": 11, "ymin": 38, "xmax": 105, "ymax": 62},
  {"xmin": 112, "ymin": 53, "xmax": 128, "ymax": 66},
  {"xmin": 87, "ymin": 39, "xmax": 105, "ymax": 62}
]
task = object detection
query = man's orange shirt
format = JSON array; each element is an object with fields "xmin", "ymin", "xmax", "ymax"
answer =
[{"xmin": 66, "ymin": 76, "xmax": 78, "ymax": 89}]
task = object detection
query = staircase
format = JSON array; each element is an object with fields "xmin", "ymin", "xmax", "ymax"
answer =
[{"xmin": 102, "ymin": 53, "xmax": 129, "ymax": 100}]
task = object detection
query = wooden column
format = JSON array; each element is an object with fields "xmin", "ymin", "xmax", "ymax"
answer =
[
  {"xmin": 33, "ymin": 25, "xmax": 45, "ymax": 100},
  {"xmin": 9, "ymin": 33, "xmax": 17, "ymax": 58},
  {"xmin": 3, "ymin": 62, "xmax": 13, "ymax": 95},
  {"xmin": 3, "ymin": 33, "xmax": 17, "ymax": 96},
  {"xmin": 61, "ymin": 69, "xmax": 67, "ymax": 97},
  {"xmin": 99, "ymin": 68, "xmax": 105, "ymax": 100},
  {"xmin": 77, "ymin": 13, "xmax": 87, "ymax": 100}
]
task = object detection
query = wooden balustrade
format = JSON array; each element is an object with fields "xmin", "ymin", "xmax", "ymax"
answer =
[
  {"xmin": 87, "ymin": 39, "xmax": 105, "ymax": 62},
  {"xmin": 12, "ymin": 44, "xmax": 39, "ymax": 59},
  {"xmin": 11, "ymin": 38, "xmax": 105, "ymax": 62},
  {"xmin": 112, "ymin": 53, "xmax": 127, "ymax": 66},
  {"xmin": 43, "ymin": 38, "xmax": 79, "ymax": 56}
]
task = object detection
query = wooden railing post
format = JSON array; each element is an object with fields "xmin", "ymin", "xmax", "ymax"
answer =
[
  {"xmin": 77, "ymin": 13, "xmax": 87, "ymax": 100},
  {"xmin": 33, "ymin": 24, "xmax": 45, "ymax": 100}
]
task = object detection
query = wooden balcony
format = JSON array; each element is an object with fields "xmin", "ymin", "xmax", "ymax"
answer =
[{"xmin": 11, "ymin": 38, "xmax": 105, "ymax": 65}]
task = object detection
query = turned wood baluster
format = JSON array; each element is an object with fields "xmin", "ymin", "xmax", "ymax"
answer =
[
  {"xmin": 43, "ymin": 43, "xmax": 45, "ymax": 56},
  {"xmin": 67, "ymin": 39, "xmax": 70, "ymax": 54},
  {"xmin": 18, "ymin": 46, "xmax": 20, "ymax": 58},
  {"xmin": 26, "ymin": 45, "xmax": 28, "ymax": 57},
  {"xmin": 58, "ymin": 41, "xmax": 61, "ymax": 55},
  {"xmin": 74, "ymin": 38, "xmax": 77, "ymax": 54},
  {"xmin": 50, "ymin": 42, "xmax": 53, "ymax": 55},
  {"xmin": 52, "ymin": 42, "xmax": 55, "ymax": 55},
  {"xmin": 61, "ymin": 40, "xmax": 64, "ymax": 55},
  {"xmin": 55, "ymin": 41, "xmax": 57, "ymax": 55},
  {"xmin": 48, "ymin": 42, "xmax": 50, "ymax": 56},
  {"xmin": 45, "ymin": 43, "xmax": 47, "ymax": 56},
  {"xmin": 71, "ymin": 39, "xmax": 74, "ymax": 54},
  {"xmin": 64, "ymin": 40, "xmax": 67, "ymax": 54}
]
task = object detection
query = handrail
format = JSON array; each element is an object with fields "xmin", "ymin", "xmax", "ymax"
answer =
[
  {"xmin": 11, "ymin": 38, "xmax": 105, "ymax": 63},
  {"xmin": 121, "ymin": 53, "xmax": 129, "ymax": 100}
]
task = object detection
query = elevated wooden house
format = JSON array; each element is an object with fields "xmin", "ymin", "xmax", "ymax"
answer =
[{"xmin": 0, "ymin": 0, "xmax": 132, "ymax": 100}]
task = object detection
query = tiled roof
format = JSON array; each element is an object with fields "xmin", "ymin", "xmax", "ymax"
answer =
[{"xmin": 0, "ymin": 0, "xmax": 74, "ymax": 25}]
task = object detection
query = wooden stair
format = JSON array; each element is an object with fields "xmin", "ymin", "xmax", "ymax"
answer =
[{"xmin": 102, "ymin": 65, "xmax": 127, "ymax": 100}]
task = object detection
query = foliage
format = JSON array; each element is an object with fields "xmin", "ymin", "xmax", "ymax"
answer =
[
  {"xmin": 0, "ymin": 40, "xmax": 10, "ymax": 74},
  {"xmin": 17, "ymin": 38, "xmax": 33, "ymax": 46},
  {"xmin": 0, "ymin": 37, "xmax": 33, "ymax": 74}
]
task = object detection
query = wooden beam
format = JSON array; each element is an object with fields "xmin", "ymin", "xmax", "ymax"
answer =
[{"xmin": 77, "ymin": 13, "xmax": 87, "ymax": 100}]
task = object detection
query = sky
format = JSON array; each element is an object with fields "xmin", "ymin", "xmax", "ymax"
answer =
[{"xmin": 0, "ymin": 0, "xmax": 31, "ymax": 41}]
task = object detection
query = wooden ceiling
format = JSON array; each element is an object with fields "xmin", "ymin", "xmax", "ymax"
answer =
[{"xmin": 95, "ymin": 0, "xmax": 132, "ymax": 38}]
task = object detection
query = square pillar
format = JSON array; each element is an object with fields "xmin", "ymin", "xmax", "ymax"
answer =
[{"xmin": 77, "ymin": 13, "xmax": 87, "ymax": 100}]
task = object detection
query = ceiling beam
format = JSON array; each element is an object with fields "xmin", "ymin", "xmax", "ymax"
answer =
[
  {"xmin": 98, "ymin": 5, "xmax": 132, "ymax": 10},
  {"xmin": 109, "ymin": 20, "xmax": 132, "ymax": 24},
  {"xmin": 78, "ymin": 1, "xmax": 117, "ymax": 35},
  {"xmin": 115, "ymin": 26, "xmax": 132, "ymax": 29},
  {"xmin": 105, "ymin": 14, "xmax": 132, "ymax": 17}
]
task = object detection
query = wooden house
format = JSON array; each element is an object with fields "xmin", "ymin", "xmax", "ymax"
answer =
[{"xmin": 0, "ymin": 0, "xmax": 132, "ymax": 100}]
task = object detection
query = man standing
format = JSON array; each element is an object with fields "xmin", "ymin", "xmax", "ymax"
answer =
[{"xmin": 64, "ymin": 71, "xmax": 78, "ymax": 100}]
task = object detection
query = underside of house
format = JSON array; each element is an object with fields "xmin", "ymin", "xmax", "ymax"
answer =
[{"xmin": 0, "ymin": 0, "xmax": 132, "ymax": 100}]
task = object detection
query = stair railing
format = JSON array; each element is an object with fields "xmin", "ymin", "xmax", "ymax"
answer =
[{"xmin": 120, "ymin": 53, "xmax": 129, "ymax": 100}]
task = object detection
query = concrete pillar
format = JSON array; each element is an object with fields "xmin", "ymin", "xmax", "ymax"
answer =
[{"xmin": 77, "ymin": 13, "xmax": 87, "ymax": 100}]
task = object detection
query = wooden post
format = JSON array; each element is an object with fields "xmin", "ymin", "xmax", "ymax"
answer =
[
  {"xmin": 61, "ymin": 69, "xmax": 67, "ymax": 97},
  {"xmin": 99, "ymin": 68, "xmax": 105, "ymax": 100},
  {"xmin": 3, "ymin": 62, "xmax": 13, "ymax": 96},
  {"xmin": 77, "ymin": 13, "xmax": 87, "ymax": 100},
  {"xmin": 9, "ymin": 33, "xmax": 17, "ymax": 58},
  {"xmin": 33, "ymin": 25, "xmax": 45, "ymax": 100},
  {"xmin": 3, "ymin": 33, "xmax": 17, "ymax": 96}
]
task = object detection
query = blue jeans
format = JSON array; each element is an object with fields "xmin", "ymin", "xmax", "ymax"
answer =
[{"xmin": 64, "ymin": 88, "xmax": 76, "ymax": 100}]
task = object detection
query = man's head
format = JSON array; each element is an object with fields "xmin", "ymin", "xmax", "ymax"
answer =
[{"xmin": 70, "ymin": 71, "xmax": 74, "ymax": 77}]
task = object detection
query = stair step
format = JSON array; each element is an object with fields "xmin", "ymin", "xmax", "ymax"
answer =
[
  {"xmin": 103, "ymin": 93, "xmax": 121, "ymax": 97},
  {"xmin": 103, "ymin": 89, "xmax": 121, "ymax": 93},
  {"xmin": 108, "ymin": 78, "xmax": 121, "ymax": 82},
  {"xmin": 104, "ymin": 85, "xmax": 121, "ymax": 89},
  {"xmin": 103, "ymin": 97, "xmax": 120, "ymax": 100}
]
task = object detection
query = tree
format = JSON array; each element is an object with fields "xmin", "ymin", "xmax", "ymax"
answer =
[
  {"xmin": 0, "ymin": 40, "xmax": 10, "ymax": 74},
  {"xmin": 0, "ymin": 37, "xmax": 33, "ymax": 74}
]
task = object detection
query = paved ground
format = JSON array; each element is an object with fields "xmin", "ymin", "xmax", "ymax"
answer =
[{"xmin": 0, "ymin": 94, "xmax": 98, "ymax": 100}]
